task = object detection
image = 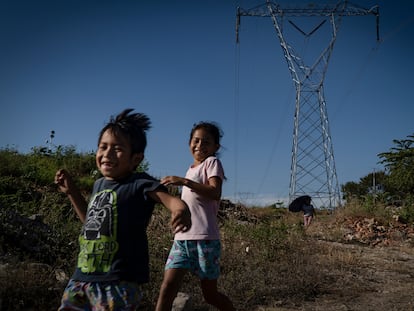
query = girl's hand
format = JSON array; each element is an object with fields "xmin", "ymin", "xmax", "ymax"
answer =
[{"xmin": 161, "ymin": 176, "xmax": 184, "ymax": 186}]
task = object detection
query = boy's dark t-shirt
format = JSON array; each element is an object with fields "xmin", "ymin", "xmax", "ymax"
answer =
[{"xmin": 71, "ymin": 172, "xmax": 165, "ymax": 284}]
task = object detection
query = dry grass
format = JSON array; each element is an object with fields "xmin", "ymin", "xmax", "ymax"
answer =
[
  {"xmin": 142, "ymin": 206, "xmax": 360, "ymax": 310},
  {"xmin": 2, "ymin": 202, "xmax": 412, "ymax": 310}
]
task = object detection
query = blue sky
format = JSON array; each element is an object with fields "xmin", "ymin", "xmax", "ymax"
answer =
[{"xmin": 1, "ymin": 0, "xmax": 413, "ymax": 206}]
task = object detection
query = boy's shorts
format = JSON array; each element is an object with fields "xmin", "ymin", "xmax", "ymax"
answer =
[
  {"xmin": 165, "ymin": 240, "xmax": 221, "ymax": 280},
  {"xmin": 58, "ymin": 279, "xmax": 142, "ymax": 311}
]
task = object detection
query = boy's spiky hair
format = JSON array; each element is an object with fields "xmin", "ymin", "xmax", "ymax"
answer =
[{"xmin": 98, "ymin": 108, "xmax": 151, "ymax": 153}]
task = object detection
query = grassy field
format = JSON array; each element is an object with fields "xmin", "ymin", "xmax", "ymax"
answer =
[
  {"xmin": 1, "ymin": 146, "xmax": 414, "ymax": 310},
  {"xmin": 2, "ymin": 196, "xmax": 413, "ymax": 310}
]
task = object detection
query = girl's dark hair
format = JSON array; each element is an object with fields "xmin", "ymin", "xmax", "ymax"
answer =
[
  {"xmin": 98, "ymin": 108, "xmax": 151, "ymax": 154},
  {"xmin": 189, "ymin": 121, "xmax": 223, "ymax": 146}
]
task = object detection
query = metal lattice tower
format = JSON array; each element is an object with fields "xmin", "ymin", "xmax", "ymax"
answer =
[{"xmin": 236, "ymin": 1, "xmax": 379, "ymax": 209}]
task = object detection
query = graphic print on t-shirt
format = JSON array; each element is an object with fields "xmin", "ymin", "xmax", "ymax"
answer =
[{"xmin": 77, "ymin": 190, "xmax": 119, "ymax": 273}]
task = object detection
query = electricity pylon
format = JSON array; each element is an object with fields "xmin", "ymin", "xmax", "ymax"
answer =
[{"xmin": 236, "ymin": 1, "xmax": 379, "ymax": 208}]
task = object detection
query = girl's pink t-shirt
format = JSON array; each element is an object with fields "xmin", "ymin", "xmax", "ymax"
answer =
[{"xmin": 174, "ymin": 156, "xmax": 224, "ymax": 241}]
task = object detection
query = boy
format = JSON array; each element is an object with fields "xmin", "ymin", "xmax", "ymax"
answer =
[{"xmin": 55, "ymin": 109, "xmax": 191, "ymax": 310}]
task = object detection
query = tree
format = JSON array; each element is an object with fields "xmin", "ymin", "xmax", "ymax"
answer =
[
  {"xmin": 341, "ymin": 170, "xmax": 387, "ymax": 202},
  {"xmin": 378, "ymin": 134, "xmax": 414, "ymax": 198}
]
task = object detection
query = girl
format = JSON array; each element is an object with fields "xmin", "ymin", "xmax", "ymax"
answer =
[
  {"xmin": 155, "ymin": 122, "xmax": 235, "ymax": 311},
  {"xmin": 302, "ymin": 196, "xmax": 315, "ymax": 227}
]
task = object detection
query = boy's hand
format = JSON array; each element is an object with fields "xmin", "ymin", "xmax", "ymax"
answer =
[
  {"xmin": 171, "ymin": 206, "xmax": 191, "ymax": 234},
  {"xmin": 148, "ymin": 191, "xmax": 192, "ymax": 233},
  {"xmin": 55, "ymin": 169, "xmax": 88, "ymax": 222},
  {"xmin": 55, "ymin": 169, "xmax": 76, "ymax": 195}
]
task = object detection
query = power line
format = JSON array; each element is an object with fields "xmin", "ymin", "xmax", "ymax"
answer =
[{"xmin": 236, "ymin": 1, "xmax": 379, "ymax": 209}]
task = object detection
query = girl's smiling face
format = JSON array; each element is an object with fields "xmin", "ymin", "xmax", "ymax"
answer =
[
  {"xmin": 96, "ymin": 129, "xmax": 143, "ymax": 180},
  {"xmin": 189, "ymin": 128, "xmax": 219, "ymax": 165}
]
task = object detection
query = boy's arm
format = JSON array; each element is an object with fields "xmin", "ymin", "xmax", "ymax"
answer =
[
  {"xmin": 148, "ymin": 190, "xmax": 191, "ymax": 233},
  {"xmin": 55, "ymin": 169, "xmax": 88, "ymax": 223},
  {"xmin": 66, "ymin": 188, "xmax": 88, "ymax": 223}
]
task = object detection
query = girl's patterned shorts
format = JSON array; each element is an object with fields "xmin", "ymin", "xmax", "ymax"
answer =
[
  {"xmin": 165, "ymin": 239, "xmax": 221, "ymax": 280},
  {"xmin": 58, "ymin": 279, "xmax": 142, "ymax": 311}
]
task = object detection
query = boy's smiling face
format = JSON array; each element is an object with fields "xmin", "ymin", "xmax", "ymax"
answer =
[{"xmin": 96, "ymin": 129, "xmax": 143, "ymax": 180}]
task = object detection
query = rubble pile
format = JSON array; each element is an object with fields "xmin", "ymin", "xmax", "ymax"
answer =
[
  {"xmin": 218, "ymin": 199, "xmax": 258, "ymax": 224},
  {"xmin": 340, "ymin": 216, "xmax": 414, "ymax": 246}
]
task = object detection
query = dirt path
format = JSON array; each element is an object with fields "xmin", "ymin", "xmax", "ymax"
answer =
[
  {"xmin": 310, "ymin": 241, "xmax": 414, "ymax": 310},
  {"xmin": 258, "ymin": 240, "xmax": 414, "ymax": 311}
]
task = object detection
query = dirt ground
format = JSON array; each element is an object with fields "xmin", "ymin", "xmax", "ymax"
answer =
[
  {"xmin": 301, "ymin": 241, "xmax": 414, "ymax": 311},
  {"xmin": 256, "ymin": 217, "xmax": 414, "ymax": 311}
]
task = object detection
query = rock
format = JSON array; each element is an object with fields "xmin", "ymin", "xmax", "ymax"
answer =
[
  {"xmin": 55, "ymin": 269, "xmax": 69, "ymax": 283},
  {"xmin": 0, "ymin": 263, "xmax": 9, "ymax": 277},
  {"xmin": 0, "ymin": 209, "xmax": 59, "ymax": 263},
  {"xmin": 172, "ymin": 292, "xmax": 192, "ymax": 311}
]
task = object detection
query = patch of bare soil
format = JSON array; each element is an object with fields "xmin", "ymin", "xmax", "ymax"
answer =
[
  {"xmin": 302, "ymin": 241, "xmax": 414, "ymax": 311},
  {"xmin": 259, "ymin": 216, "xmax": 414, "ymax": 311}
]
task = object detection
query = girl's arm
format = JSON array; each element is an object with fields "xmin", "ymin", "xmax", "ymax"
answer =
[
  {"xmin": 55, "ymin": 169, "xmax": 88, "ymax": 223},
  {"xmin": 148, "ymin": 190, "xmax": 191, "ymax": 233},
  {"xmin": 161, "ymin": 175, "xmax": 222, "ymax": 201}
]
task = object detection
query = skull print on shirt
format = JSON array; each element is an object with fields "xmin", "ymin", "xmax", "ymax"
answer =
[{"xmin": 77, "ymin": 190, "xmax": 119, "ymax": 273}]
